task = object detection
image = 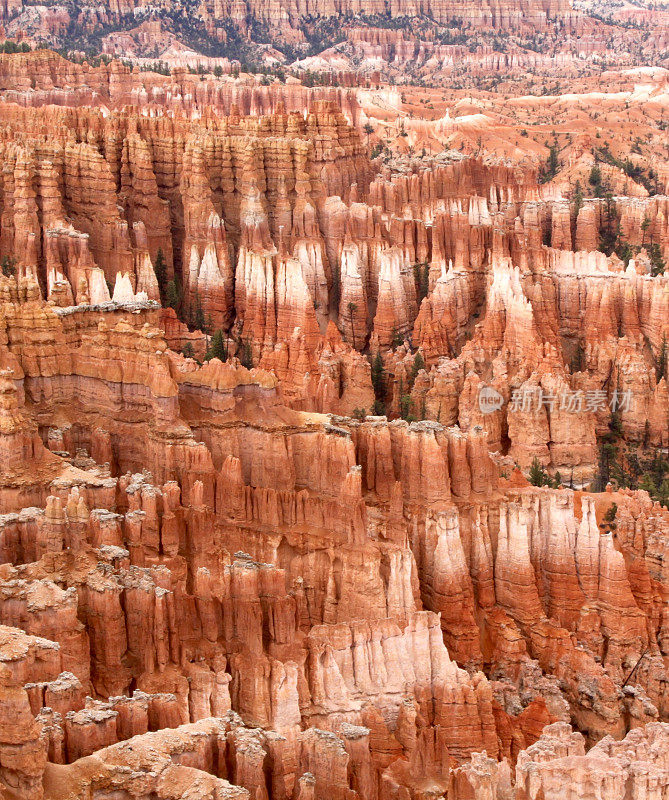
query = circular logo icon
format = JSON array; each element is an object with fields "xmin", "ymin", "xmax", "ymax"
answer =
[{"xmin": 478, "ymin": 386, "xmax": 504, "ymax": 415}]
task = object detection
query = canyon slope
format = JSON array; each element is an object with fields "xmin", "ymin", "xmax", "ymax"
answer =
[
  {"xmin": 0, "ymin": 39, "xmax": 667, "ymax": 800},
  {"xmin": 0, "ymin": 0, "xmax": 667, "ymax": 81}
]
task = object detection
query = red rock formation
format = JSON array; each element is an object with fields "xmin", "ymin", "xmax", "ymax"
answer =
[
  {"xmin": 0, "ymin": 626, "xmax": 52, "ymax": 799},
  {"xmin": 0, "ymin": 47, "xmax": 668, "ymax": 800},
  {"xmin": 0, "ymin": 283, "xmax": 668, "ymax": 796}
]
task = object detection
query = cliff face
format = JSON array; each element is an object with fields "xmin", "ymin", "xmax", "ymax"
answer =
[
  {"xmin": 0, "ymin": 49, "xmax": 668, "ymax": 800},
  {"xmin": 0, "ymin": 51, "xmax": 365, "ymax": 120},
  {"xmin": 2, "ymin": 0, "xmax": 662, "ymax": 90},
  {"xmin": 196, "ymin": 0, "xmax": 575, "ymax": 31},
  {"xmin": 0, "ymin": 100, "xmax": 373, "ymax": 397},
  {"xmin": 0, "ymin": 94, "xmax": 667, "ymax": 474},
  {"xmin": 0, "ymin": 278, "xmax": 668, "ymax": 798},
  {"xmin": 0, "ymin": 0, "xmax": 578, "ymax": 38}
]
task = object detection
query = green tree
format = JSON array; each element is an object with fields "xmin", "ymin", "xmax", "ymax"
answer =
[
  {"xmin": 639, "ymin": 473, "xmax": 657, "ymax": 496},
  {"xmin": 398, "ymin": 376, "xmax": 413, "ymax": 421},
  {"xmin": 362, "ymin": 122, "xmax": 374, "ymax": 147},
  {"xmin": 608, "ymin": 389, "xmax": 623, "ymax": 439},
  {"xmin": 413, "ymin": 262, "xmax": 430, "ymax": 302},
  {"xmin": 547, "ymin": 139, "xmax": 559, "ymax": 175},
  {"xmin": 528, "ymin": 457, "xmax": 549, "ymax": 486},
  {"xmin": 599, "ymin": 192, "xmax": 620, "ymax": 256},
  {"xmin": 421, "ymin": 263, "xmax": 430, "ymax": 301},
  {"xmin": 616, "ymin": 238, "xmax": 633, "ymax": 266},
  {"xmin": 573, "ymin": 181, "xmax": 583, "ymax": 218},
  {"xmin": 182, "ymin": 342, "xmax": 195, "ymax": 360},
  {"xmin": 658, "ymin": 478, "xmax": 669, "ymax": 508},
  {"xmin": 371, "ymin": 351, "xmax": 385, "ymax": 398},
  {"xmin": 347, "ymin": 301, "xmax": 358, "ymax": 350},
  {"xmin": 539, "ymin": 136, "xmax": 560, "ymax": 183},
  {"xmin": 193, "ymin": 292, "xmax": 206, "ymax": 331},
  {"xmin": 657, "ymin": 335, "xmax": 667, "ymax": 382},
  {"xmin": 410, "ymin": 351, "xmax": 425, "ymax": 386},
  {"xmin": 372, "ymin": 399, "xmax": 386, "ymax": 416},
  {"xmin": 570, "ymin": 340, "xmax": 586, "ymax": 373},
  {"xmin": 205, "ymin": 329, "xmax": 228, "ymax": 362},
  {"xmin": 331, "ymin": 266, "xmax": 340, "ymax": 313},
  {"xmin": 166, "ymin": 279, "xmax": 180, "ymax": 310},
  {"xmin": 589, "ymin": 164, "xmax": 602, "ymax": 193},
  {"xmin": 649, "ymin": 243, "xmax": 665, "ymax": 277},
  {"xmin": 1, "ymin": 255, "xmax": 16, "ymax": 278},
  {"xmin": 596, "ymin": 442, "xmax": 617, "ymax": 491},
  {"xmin": 154, "ymin": 248, "xmax": 167, "ymax": 300},
  {"xmin": 240, "ymin": 338, "xmax": 253, "ymax": 369},
  {"xmin": 400, "ymin": 393, "xmax": 414, "ymax": 421},
  {"xmin": 602, "ymin": 502, "xmax": 618, "ymax": 531}
]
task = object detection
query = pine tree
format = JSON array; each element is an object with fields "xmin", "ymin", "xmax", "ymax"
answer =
[
  {"xmin": 182, "ymin": 342, "xmax": 195, "ymax": 360},
  {"xmin": 649, "ymin": 243, "xmax": 666, "ymax": 277},
  {"xmin": 539, "ymin": 136, "xmax": 560, "ymax": 183},
  {"xmin": 400, "ymin": 393, "xmax": 413, "ymax": 421},
  {"xmin": 166, "ymin": 279, "xmax": 180, "ymax": 310},
  {"xmin": 596, "ymin": 442, "xmax": 616, "ymax": 491},
  {"xmin": 599, "ymin": 191, "xmax": 620, "ymax": 256},
  {"xmin": 205, "ymin": 330, "xmax": 228, "ymax": 362},
  {"xmin": 589, "ymin": 163, "xmax": 602, "ymax": 196},
  {"xmin": 639, "ymin": 473, "xmax": 656, "ymax": 495},
  {"xmin": 657, "ymin": 478, "xmax": 669, "ymax": 508},
  {"xmin": 1, "ymin": 255, "xmax": 16, "ymax": 278},
  {"xmin": 657, "ymin": 335, "xmax": 667, "ymax": 382},
  {"xmin": 193, "ymin": 292, "xmax": 206, "ymax": 331},
  {"xmin": 371, "ymin": 351, "xmax": 385, "ymax": 398},
  {"xmin": 643, "ymin": 420, "xmax": 651, "ymax": 447},
  {"xmin": 391, "ymin": 326, "xmax": 404, "ymax": 348},
  {"xmin": 413, "ymin": 262, "xmax": 430, "ymax": 301},
  {"xmin": 397, "ymin": 375, "xmax": 414, "ymax": 421},
  {"xmin": 372, "ymin": 399, "xmax": 386, "ymax": 416},
  {"xmin": 570, "ymin": 340, "xmax": 585, "ymax": 373},
  {"xmin": 154, "ymin": 248, "xmax": 167, "ymax": 301},
  {"xmin": 410, "ymin": 352, "xmax": 425, "ymax": 386},
  {"xmin": 363, "ymin": 122, "xmax": 374, "ymax": 148},
  {"xmin": 331, "ymin": 267, "xmax": 340, "ymax": 314},
  {"xmin": 573, "ymin": 181, "xmax": 583, "ymax": 217},
  {"xmin": 546, "ymin": 138, "xmax": 559, "ymax": 176},
  {"xmin": 240, "ymin": 338, "xmax": 253, "ymax": 369},
  {"xmin": 529, "ymin": 457, "xmax": 547, "ymax": 486},
  {"xmin": 421, "ymin": 263, "xmax": 430, "ymax": 300},
  {"xmin": 603, "ymin": 502, "xmax": 618, "ymax": 526}
]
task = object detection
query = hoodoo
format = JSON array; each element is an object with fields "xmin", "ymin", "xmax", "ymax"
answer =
[{"xmin": 0, "ymin": 0, "xmax": 667, "ymax": 796}]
